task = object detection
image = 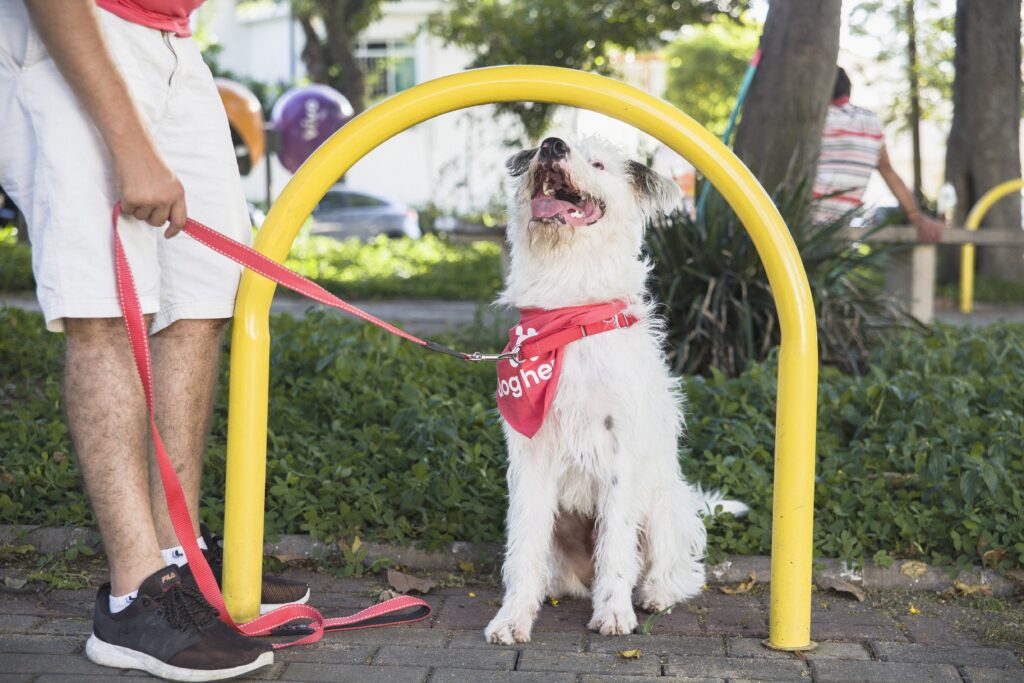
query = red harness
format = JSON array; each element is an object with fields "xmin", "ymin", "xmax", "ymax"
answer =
[{"xmin": 496, "ymin": 301, "xmax": 638, "ymax": 438}]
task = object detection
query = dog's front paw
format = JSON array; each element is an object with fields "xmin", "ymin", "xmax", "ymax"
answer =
[
  {"xmin": 588, "ymin": 604, "xmax": 638, "ymax": 635},
  {"xmin": 485, "ymin": 606, "xmax": 535, "ymax": 644},
  {"xmin": 638, "ymin": 584, "xmax": 678, "ymax": 614}
]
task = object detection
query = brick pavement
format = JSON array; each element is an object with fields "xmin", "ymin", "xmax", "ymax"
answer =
[{"xmin": 1, "ymin": 573, "xmax": 1021, "ymax": 682}]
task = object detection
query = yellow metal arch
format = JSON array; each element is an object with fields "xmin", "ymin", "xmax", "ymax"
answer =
[
  {"xmin": 222, "ymin": 66, "xmax": 819, "ymax": 650},
  {"xmin": 960, "ymin": 178, "xmax": 1024, "ymax": 313}
]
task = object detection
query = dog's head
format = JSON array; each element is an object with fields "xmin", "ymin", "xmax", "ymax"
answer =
[{"xmin": 505, "ymin": 135, "xmax": 683, "ymax": 254}]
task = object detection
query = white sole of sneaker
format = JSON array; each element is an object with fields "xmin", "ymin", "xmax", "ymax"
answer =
[
  {"xmin": 259, "ymin": 587, "xmax": 311, "ymax": 615},
  {"xmin": 85, "ymin": 634, "xmax": 273, "ymax": 682}
]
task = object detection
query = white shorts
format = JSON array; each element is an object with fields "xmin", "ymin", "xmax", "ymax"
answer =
[{"xmin": 0, "ymin": 1, "xmax": 251, "ymax": 333}]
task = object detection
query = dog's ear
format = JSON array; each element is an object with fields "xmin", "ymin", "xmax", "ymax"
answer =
[
  {"xmin": 506, "ymin": 148, "xmax": 538, "ymax": 177},
  {"xmin": 627, "ymin": 161, "xmax": 684, "ymax": 216}
]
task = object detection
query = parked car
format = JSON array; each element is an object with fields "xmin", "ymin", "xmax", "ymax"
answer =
[{"xmin": 310, "ymin": 186, "xmax": 421, "ymax": 240}]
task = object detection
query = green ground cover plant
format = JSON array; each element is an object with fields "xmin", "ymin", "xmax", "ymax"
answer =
[
  {"xmin": 284, "ymin": 232, "xmax": 502, "ymax": 301},
  {"xmin": 0, "ymin": 226, "xmax": 503, "ymax": 301},
  {"xmin": 2, "ymin": 306, "xmax": 1022, "ymax": 572}
]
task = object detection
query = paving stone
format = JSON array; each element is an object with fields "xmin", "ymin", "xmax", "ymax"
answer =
[
  {"xmin": 811, "ymin": 659, "xmax": 962, "ymax": 682},
  {"xmin": 532, "ymin": 600, "xmax": 594, "ymax": 632},
  {"xmin": 278, "ymin": 663, "xmax": 429, "ymax": 682},
  {"xmin": 663, "ymin": 654, "xmax": 808, "ymax": 680},
  {"xmin": 0, "ymin": 676, "xmax": 34, "ymax": 683},
  {"xmin": 517, "ymin": 650, "xmax": 661, "ymax": 676},
  {"xmin": 963, "ymin": 666, "xmax": 1024, "ymax": 683},
  {"xmin": 0, "ymin": 614, "xmax": 44, "ymax": 632},
  {"xmin": 897, "ymin": 615, "xmax": 980, "ymax": 646},
  {"xmin": 0, "ymin": 633, "xmax": 81, "ymax": 654},
  {"xmin": 871, "ymin": 641, "xmax": 1023, "ymax": 669},
  {"xmin": 638, "ymin": 606, "xmax": 704, "ymax": 635},
  {"xmin": 449, "ymin": 630, "xmax": 583, "ymax": 651},
  {"xmin": 375, "ymin": 644, "xmax": 516, "ymax": 670},
  {"xmin": 274, "ymin": 644, "xmax": 376, "ymax": 665},
  {"xmin": 432, "ymin": 670, "xmax": 577, "ymax": 683},
  {"xmin": 3, "ymin": 653, "xmax": 113, "ymax": 676},
  {"xmin": 581, "ymin": 677, "xmax": 723, "ymax": 683},
  {"xmin": 434, "ymin": 592, "xmax": 503, "ymax": 630},
  {"xmin": 589, "ymin": 634, "xmax": 724, "ymax": 656},
  {"xmin": 700, "ymin": 607, "xmax": 768, "ymax": 637},
  {"xmin": 811, "ymin": 617, "xmax": 907, "ymax": 642},
  {"xmin": 315, "ymin": 627, "xmax": 448, "ymax": 647},
  {"xmin": 727, "ymin": 637, "xmax": 869, "ymax": 660},
  {"xmin": 31, "ymin": 617, "xmax": 92, "ymax": 636}
]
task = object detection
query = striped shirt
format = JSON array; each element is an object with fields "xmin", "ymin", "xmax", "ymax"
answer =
[{"xmin": 812, "ymin": 97, "xmax": 885, "ymax": 223}]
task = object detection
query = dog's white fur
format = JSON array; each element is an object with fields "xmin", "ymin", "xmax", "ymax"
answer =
[{"xmin": 485, "ymin": 135, "xmax": 745, "ymax": 645}]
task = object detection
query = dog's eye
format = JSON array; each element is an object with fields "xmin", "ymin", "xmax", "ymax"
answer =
[{"xmin": 591, "ymin": 161, "xmax": 605, "ymax": 170}]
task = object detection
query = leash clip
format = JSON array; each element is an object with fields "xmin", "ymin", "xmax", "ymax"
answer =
[{"xmin": 467, "ymin": 345, "xmax": 521, "ymax": 362}]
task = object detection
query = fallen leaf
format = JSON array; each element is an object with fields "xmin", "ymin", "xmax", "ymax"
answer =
[
  {"xmin": 816, "ymin": 576, "xmax": 866, "ymax": 602},
  {"xmin": 377, "ymin": 588, "xmax": 401, "ymax": 602},
  {"xmin": 719, "ymin": 573, "xmax": 756, "ymax": 595},
  {"xmin": 387, "ymin": 569, "xmax": 437, "ymax": 594},
  {"xmin": 617, "ymin": 649, "xmax": 642, "ymax": 659},
  {"xmin": 981, "ymin": 549, "xmax": 1006, "ymax": 568},
  {"xmin": 468, "ymin": 592, "xmax": 476, "ymax": 598},
  {"xmin": 899, "ymin": 560, "xmax": 928, "ymax": 579},
  {"xmin": 4, "ymin": 576, "xmax": 27, "ymax": 589},
  {"xmin": 549, "ymin": 597, "xmax": 559, "ymax": 606},
  {"xmin": 952, "ymin": 580, "xmax": 992, "ymax": 597},
  {"xmin": 458, "ymin": 560, "xmax": 475, "ymax": 574},
  {"xmin": 908, "ymin": 604, "xmax": 920, "ymax": 615},
  {"xmin": 351, "ymin": 536, "xmax": 362, "ymax": 554}
]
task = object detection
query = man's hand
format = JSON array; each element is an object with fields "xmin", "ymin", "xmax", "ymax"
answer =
[
  {"xmin": 24, "ymin": 0, "xmax": 187, "ymax": 238},
  {"xmin": 115, "ymin": 150, "xmax": 187, "ymax": 237},
  {"xmin": 911, "ymin": 213, "xmax": 944, "ymax": 243}
]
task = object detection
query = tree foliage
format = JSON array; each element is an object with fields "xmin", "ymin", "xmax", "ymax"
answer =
[
  {"xmin": 428, "ymin": 0, "xmax": 749, "ymax": 142},
  {"xmin": 848, "ymin": 1, "xmax": 955, "ymax": 130},
  {"xmin": 663, "ymin": 15, "xmax": 761, "ymax": 136}
]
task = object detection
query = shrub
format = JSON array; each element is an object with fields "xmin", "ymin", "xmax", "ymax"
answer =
[
  {"xmin": 645, "ymin": 184, "xmax": 911, "ymax": 377},
  {"xmin": 284, "ymin": 232, "xmax": 502, "ymax": 301},
  {"xmin": 0, "ymin": 227, "xmax": 34, "ymax": 292},
  {"xmin": 2, "ymin": 307, "xmax": 1022, "ymax": 571}
]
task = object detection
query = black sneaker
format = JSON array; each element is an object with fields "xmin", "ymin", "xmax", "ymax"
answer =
[
  {"xmin": 86, "ymin": 566, "xmax": 273, "ymax": 681},
  {"xmin": 195, "ymin": 524, "xmax": 311, "ymax": 615}
]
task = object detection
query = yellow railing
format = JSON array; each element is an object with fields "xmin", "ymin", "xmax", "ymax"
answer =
[
  {"xmin": 960, "ymin": 178, "xmax": 1024, "ymax": 313},
  {"xmin": 222, "ymin": 66, "xmax": 820, "ymax": 650}
]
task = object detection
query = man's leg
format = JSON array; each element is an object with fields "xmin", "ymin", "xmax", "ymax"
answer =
[
  {"xmin": 64, "ymin": 318, "xmax": 163, "ymax": 597},
  {"xmin": 149, "ymin": 318, "xmax": 228, "ymax": 548}
]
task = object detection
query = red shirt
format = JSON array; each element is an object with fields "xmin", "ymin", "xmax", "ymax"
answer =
[{"xmin": 96, "ymin": 0, "xmax": 204, "ymax": 37}]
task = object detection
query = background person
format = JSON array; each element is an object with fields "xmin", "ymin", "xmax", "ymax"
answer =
[{"xmin": 813, "ymin": 67, "xmax": 945, "ymax": 242}]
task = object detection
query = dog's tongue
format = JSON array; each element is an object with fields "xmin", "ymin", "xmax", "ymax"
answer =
[{"xmin": 530, "ymin": 196, "xmax": 602, "ymax": 227}]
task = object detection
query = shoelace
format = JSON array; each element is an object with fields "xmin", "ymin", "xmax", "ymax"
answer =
[{"xmin": 158, "ymin": 584, "xmax": 221, "ymax": 634}]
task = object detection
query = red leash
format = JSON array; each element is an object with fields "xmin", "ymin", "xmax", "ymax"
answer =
[{"xmin": 112, "ymin": 205, "xmax": 431, "ymax": 648}]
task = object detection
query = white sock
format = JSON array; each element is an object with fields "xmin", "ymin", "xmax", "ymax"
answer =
[
  {"xmin": 109, "ymin": 590, "xmax": 138, "ymax": 614},
  {"xmin": 160, "ymin": 535, "xmax": 210, "ymax": 567}
]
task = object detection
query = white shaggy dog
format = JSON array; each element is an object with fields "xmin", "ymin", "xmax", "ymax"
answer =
[{"xmin": 485, "ymin": 135, "xmax": 746, "ymax": 645}]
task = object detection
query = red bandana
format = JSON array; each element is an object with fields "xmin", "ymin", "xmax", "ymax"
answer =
[{"xmin": 496, "ymin": 300, "xmax": 636, "ymax": 438}]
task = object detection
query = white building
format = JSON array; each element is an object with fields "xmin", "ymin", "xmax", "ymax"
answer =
[{"xmin": 198, "ymin": 0, "xmax": 682, "ymax": 214}]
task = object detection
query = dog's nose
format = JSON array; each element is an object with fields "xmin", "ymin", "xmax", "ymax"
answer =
[{"xmin": 539, "ymin": 137, "xmax": 568, "ymax": 161}]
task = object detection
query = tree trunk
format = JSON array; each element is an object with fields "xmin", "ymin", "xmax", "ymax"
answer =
[
  {"xmin": 296, "ymin": 1, "xmax": 369, "ymax": 114},
  {"xmin": 732, "ymin": 0, "xmax": 842, "ymax": 193},
  {"xmin": 946, "ymin": 0, "xmax": 1022, "ymax": 281},
  {"xmin": 907, "ymin": 0, "xmax": 923, "ymax": 205}
]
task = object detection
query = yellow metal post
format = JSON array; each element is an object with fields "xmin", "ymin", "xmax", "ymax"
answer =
[
  {"xmin": 960, "ymin": 178, "xmax": 1024, "ymax": 313},
  {"xmin": 222, "ymin": 66, "xmax": 819, "ymax": 648}
]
